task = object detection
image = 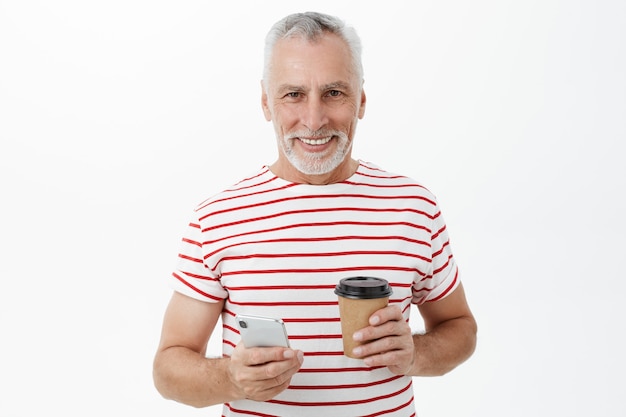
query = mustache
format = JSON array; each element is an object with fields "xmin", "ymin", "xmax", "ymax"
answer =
[{"xmin": 284, "ymin": 129, "xmax": 347, "ymax": 140}]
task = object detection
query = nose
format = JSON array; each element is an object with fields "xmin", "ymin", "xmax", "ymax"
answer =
[{"xmin": 301, "ymin": 97, "xmax": 329, "ymax": 132}]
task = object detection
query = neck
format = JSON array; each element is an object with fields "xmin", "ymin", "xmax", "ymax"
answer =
[{"xmin": 270, "ymin": 158, "xmax": 359, "ymax": 185}]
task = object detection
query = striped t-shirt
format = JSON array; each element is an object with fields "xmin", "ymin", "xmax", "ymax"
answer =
[{"xmin": 169, "ymin": 160, "xmax": 460, "ymax": 417}]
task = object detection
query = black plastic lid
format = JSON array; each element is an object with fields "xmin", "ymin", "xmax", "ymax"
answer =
[{"xmin": 334, "ymin": 277, "xmax": 393, "ymax": 299}]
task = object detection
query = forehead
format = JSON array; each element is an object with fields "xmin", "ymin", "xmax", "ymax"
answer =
[{"xmin": 267, "ymin": 33, "xmax": 358, "ymax": 91}]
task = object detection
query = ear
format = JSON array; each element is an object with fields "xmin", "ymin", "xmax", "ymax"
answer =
[
  {"xmin": 358, "ymin": 87, "xmax": 367, "ymax": 120},
  {"xmin": 261, "ymin": 80, "xmax": 272, "ymax": 121}
]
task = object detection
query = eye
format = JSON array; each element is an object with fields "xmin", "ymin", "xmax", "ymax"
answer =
[
  {"xmin": 327, "ymin": 90, "xmax": 342, "ymax": 97},
  {"xmin": 285, "ymin": 92, "xmax": 301, "ymax": 99}
]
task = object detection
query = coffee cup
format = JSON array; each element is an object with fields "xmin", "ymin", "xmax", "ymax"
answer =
[{"xmin": 334, "ymin": 277, "xmax": 393, "ymax": 358}]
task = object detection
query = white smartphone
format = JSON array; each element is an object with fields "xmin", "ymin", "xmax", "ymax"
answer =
[{"xmin": 235, "ymin": 314, "xmax": 290, "ymax": 348}]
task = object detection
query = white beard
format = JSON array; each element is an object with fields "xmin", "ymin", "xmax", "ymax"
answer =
[{"xmin": 278, "ymin": 129, "xmax": 352, "ymax": 176}]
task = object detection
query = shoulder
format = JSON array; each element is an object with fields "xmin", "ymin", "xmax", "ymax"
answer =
[
  {"xmin": 354, "ymin": 160, "xmax": 438, "ymax": 201},
  {"xmin": 193, "ymin": 165, "xmax": 277, "ymax": 209}
]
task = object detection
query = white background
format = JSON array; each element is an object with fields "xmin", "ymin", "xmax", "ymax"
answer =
[{"xmin": 1, "ymin": 1, "xmax": 624, "ymax": 416}]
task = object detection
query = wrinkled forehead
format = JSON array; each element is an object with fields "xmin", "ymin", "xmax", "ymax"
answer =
[{"xmin": 266, "ymin": 33, "xmax": 360, "ymax": 90}]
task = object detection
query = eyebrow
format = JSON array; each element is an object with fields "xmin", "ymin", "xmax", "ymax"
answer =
[
  {"xmin": 322, "ymin": 81, "xmax": 352, "ymax": 91},
  {"xmin": 275, "ymin": 81, "xmax": 353, "ymax": 95},
  {"xmin": 276, "ymin": 84, "xmax": 306, "ymax": 95}
]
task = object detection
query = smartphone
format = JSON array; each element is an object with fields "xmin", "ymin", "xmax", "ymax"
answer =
[{"xmin": 235, "ymin": 314, "xmax": 290, "ymax": 348}]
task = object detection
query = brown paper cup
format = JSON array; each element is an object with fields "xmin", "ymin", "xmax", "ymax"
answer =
[{"xmin": 335, "ymin": 277, "xmax": 392, "ymax": 358}]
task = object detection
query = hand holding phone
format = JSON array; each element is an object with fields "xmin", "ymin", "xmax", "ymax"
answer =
[
  {"xmin": 236, "ymin": 314, "xmax": 290, "ymax": 348},
  {"xmin": 230, "ymin": 314, "xmax": 300, "ymax": 402}
]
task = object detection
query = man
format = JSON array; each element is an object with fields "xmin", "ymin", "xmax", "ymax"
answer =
[{"xmin": 153, "ymin": 11, "xmax": 477, "ymax": 416}]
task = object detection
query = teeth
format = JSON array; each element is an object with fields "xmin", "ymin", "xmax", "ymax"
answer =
[{"xmin": 300, "ymin": 136, "xmax": 332, "ymax": 145}]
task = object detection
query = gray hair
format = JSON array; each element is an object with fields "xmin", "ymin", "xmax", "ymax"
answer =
[{"xmin": 262, "ymin": 12, "xmax": 364, "ymax": 88}]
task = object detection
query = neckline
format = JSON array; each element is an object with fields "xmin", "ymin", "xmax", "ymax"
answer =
[{"xmin": 264, "ymin": 160, "xmax": 363, "ymax": 192}]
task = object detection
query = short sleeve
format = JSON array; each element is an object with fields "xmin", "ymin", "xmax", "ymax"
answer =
[
  {"xmin": 168, "ymin": 209, "xmax": 228, "ymax": 302},
  {"xmin": 412, "ymin": 201, "xmax": 460, "ymax": 304}
]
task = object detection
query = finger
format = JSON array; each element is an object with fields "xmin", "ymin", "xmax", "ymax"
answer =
[
  {"xmin": 241, "ymin": 354, "xmax": 303, "ymax": 401},
  {"xmin": 244, "ymin": 350, "xmax": 304, "ymax": 387},
  {"xmin": 244, "ymin": 374, "xmax": 293, "ymax": 402},
  {"xmin": 258, "ymin": 352, "xmax": 303, "ymax": 381},
  {"xmin": 363, "ymin": 348, "xmax": 410, "ymax": 369},
  {"xmin": 229, "ymin": 346, "xmax": 302, "ymax": 384},
  {"xmin": 244, "ymin": 346, "xmax": 297, "ymax": 366},
  {"xmin": 354, "ymin": 332, "xmax": 401, "ymax": 357},
  {"xmin": 369, "ymin": 304, "xmax": 403, "ymax": 326},
  {"xmin": 354, "ymin": 319, "xmax": 405, "ymax": 344}
]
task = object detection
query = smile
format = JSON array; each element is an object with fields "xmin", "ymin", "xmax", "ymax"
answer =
[{"xmin": 299, "ymin": 136, "xmax": 333, "ymax": 146}]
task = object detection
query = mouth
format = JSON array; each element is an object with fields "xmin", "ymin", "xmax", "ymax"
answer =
[{"xmin": 299, "ymin": 136, "xmax": 333, "ymax": 146}]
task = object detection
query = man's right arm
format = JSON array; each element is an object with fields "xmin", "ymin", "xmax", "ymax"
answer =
[{"xmin": 152, "ymin": 291, "xmax": 303, "ymax": 408}]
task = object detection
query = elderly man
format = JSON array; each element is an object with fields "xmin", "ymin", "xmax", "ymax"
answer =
[{"xmin": 153, "ymin": 11, "xmax": 477, "ymax": 416}]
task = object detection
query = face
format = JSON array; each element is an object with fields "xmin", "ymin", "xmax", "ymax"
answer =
[{"xmin": 262, "ymin": 33, "xmax": 366, "ymax": 184}]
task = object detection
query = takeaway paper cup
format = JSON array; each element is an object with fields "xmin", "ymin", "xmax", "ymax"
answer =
[{"xmin": 335, "ymin": 277, "xmax": 393, "ymax": 358}]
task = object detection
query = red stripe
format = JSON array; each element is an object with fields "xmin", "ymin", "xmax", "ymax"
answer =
[
  {"xmin": 199, "ymin": 194, "xmax": 437, "ymax": 222},
  {"xmin": 428, "ymin": 267, "xmax": 459, "ymax": 302},
  {"xmin": 210, "ymin": 251, "xmax": 431, "ymax": 270},
  {"xmin": 222, "ymin": 312, "xmax": 341, "ymax": 324},
  {"xmin": 181, "ymin": 237, "xmax": 201, "ymax": 247},
  {"xmin": 205, "ymin": 234, "xmax": 430, "ymax": 256},
  {"xmin": 222, "ymin": 265, "xmax": 425, "ymax": 277},
  {"xmin": 284, "ymin": 317, "xmax": 340, "ymax": 323},
  {"xmin": 223, "ymin": 324, "xmax": 238, "ymax": 334},
  {"xmin": 289, "ymin": 334, "xmax": 342, "ymax": 341},
  {"xmin": 344, "ymin": 179, "xmax": 430, "ymax": 192},
  {"xmin": 296, "ymin": 350, "xmax": 345, "ymax": 356},
  {"xmin": 401, "ymin": 303, "xmax": 411, "ymax": 315},
  {"xmin": 172, "ymin": 272, "xmax": 222, "ymax": 301},
  {"xmin": 202, "ymin": 208, "xmax": 434, "ymax": 233},
  {"xmin": 297, "ymin": 365, "xmax": 387, "ymax": 373},
  {"xmin": 225, "ymin": 283, "xmax": 413, "ymax": 291},
  {"xmin": 363, "ymin": 396, "xmax": 416, "ymax": 417},
  {"xmin": 267, "ymin": 380, "xmax": 412, "ymax": 407},
  {"xmin": 205, "ymin": 221, "xmax": 430, "ymax": 249},
  {"xmin": 431, "ymin": 223, "xmax": 446, "ymax": 240},
  {"xmin": 432, "ymin": 240, "xmax": 450, "ymax": 258},
  {"xmin": 230, "ymin": 165, "xmax": 272, "ymax": 186},
  {"xmin": 197, "ymin": 177, "xmax": 295, "ymax": 212},
  {"xmin": 178, "ymin": 253, "xmax": 203, "ymax": 264},
  {"xmin": 412, "ymin": 286, "xmax": 433, "ymax": 296},
  {"xmin": 351, "ymin": 173, "xmax": 406, "ymax": 180},
  {"xmin": 289, "ymin": 374, "xmax": 404, "ymax": 390},
  {"xmin": 179, "ymin": 270, "xmax": 216, "ymax": 281},
  {"xmin": 227, "ymin": 284, "xmax": 336, "ymax": 291},
  {"xmin": 433, "ymin": 253, "xmax": 453, "ymax": 275},
  {"xmin": 227, "ymin": 299, "xmax": 337, "ymax": 307},
  {"xmin": 224, "ymin": 400, "xmax": 415, "ymax": 417},
  {"xmin": 223, "ymin": 332, "xmax": 343, "ymax": 342},
  {"xmin": 219, "ymin": 355, "xmax": 388, "ymax": 374},
  {"xmin": 224, "ymin": 402, "xmax": 275, "ymax": 417},
  {"xmin": 228, "ymin": 172, "xmax": 281, "ymax": 192}
]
